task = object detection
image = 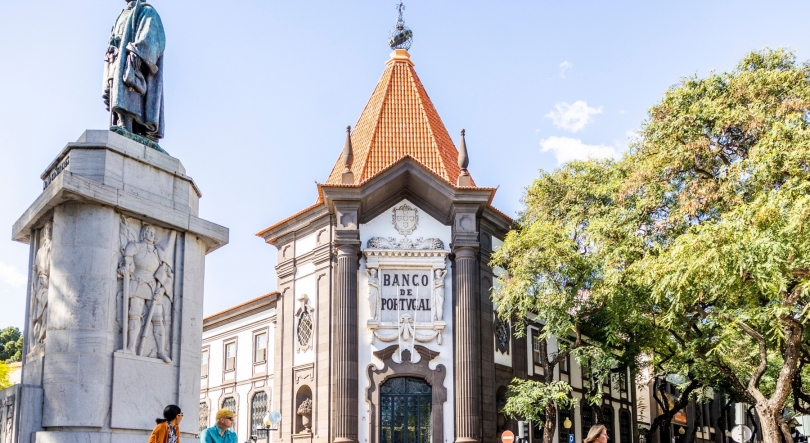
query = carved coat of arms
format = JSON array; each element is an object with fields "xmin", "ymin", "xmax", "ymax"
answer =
[{"xmin": 392, "ymin": 204, "xmax": 418, "ymax": 236}]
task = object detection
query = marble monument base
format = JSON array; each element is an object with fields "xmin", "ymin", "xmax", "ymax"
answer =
[{"xmin": 7, "ymin": 130, "xmax": 228, "ymax": 443}]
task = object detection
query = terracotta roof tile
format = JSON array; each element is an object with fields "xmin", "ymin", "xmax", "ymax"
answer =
[{"xmin": 326, "ymin": 50, "xmax": 474, "ymax": 186}]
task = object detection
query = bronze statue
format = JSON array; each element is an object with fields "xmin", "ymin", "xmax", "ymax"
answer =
[{"xmin": 103, "ymin": 0, "xmax": 165, "ymax": 143}]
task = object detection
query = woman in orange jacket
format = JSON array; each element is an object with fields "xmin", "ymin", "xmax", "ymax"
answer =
[{"xmin": 149, "ymin": 404, "xmax": 184, "ymax": 443}]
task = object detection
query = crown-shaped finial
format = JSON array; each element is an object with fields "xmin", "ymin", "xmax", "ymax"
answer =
[{"xmin": 388, "ymin": 2, "xmax": 413, "ymax": 50}]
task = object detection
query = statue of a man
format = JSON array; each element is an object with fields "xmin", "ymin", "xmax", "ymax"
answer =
[
  {"xmin": 103, "ymin": 0, "xmax": 166, "ymax": 142},
  {"xmin": 31, "ymin": 221, "xmax": 53, "ymax": 347},
  {"xmin": 367, "ymin": 268, "xmax": 380, "ymax": 320},
  {"xmin": 119, "ymin": 224, "xmax": 173, "ymax": 362},
  {"xmin": 432, "ymin": 269, "xmax": 447, "ymax": 321}
]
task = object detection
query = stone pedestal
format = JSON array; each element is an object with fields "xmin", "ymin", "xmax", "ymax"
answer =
[{"xmin": 9, "ymin": 130, "xmax": 228, "ymax": 443}]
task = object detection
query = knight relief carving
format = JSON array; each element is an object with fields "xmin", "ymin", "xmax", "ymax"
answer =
[
  {"xmin": 30, "ymin": 221, "xmax": 53, "ymax": 350},
  {"xmin": 117, "ymin": 215, "xmax": 176, "ymax": 363}
]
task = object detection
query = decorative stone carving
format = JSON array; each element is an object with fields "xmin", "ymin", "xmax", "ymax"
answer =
[
  {"xmin": 293, "ymin": 364, "xmax": 314, "ymax": 385},
  {"xmin": 3, "ymin": 395, "xmax": 13, "ymax": 443},
  {"xmin": 392, "ymin": 203, "xmax": 418, "ymax": 235},
  {"xmin": 297, "ymin": 398, "xmax": 312, "ymax": 433},
  {"xmin": 366, "ymin": 345, "xmax": 447, "ymax": 443},
  {"xmin": 366, "ymin": 236, "xmax": 443, "ymax": 250},
  {"xmin": 295, "ymin": 294, "xmax": 315, "ymax": 353},
  {"xmin": 30, "ymin": 221, "xmax": 53, "ymax": 348},
  {"xmin": 367, "ymin": 268, "xmax": 381, "ymax": 321},
  {"xmin": 432, "ymin": 269, "xmax": 447, "ymax": 321},
  {"xmin": 370, "ymin": 315, "xmax": 444, "ymax": 349},
  {"xmin": 495, "ymin": 316, "xmax": 510, "ymax": 354},
  {"xmin": 117, "ymin": 215, "xmax": 176, "ymax": 362}
]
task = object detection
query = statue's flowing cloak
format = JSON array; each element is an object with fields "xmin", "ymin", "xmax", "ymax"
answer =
[{"xmin": 103, "ymin": 1, "xmax": 165, "ymax": 139}]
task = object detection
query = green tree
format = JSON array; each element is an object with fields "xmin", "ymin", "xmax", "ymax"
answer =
[
  {"xmin": 491, "ymin": 160, "xmax": 637, "ymax": 443},
  {"xmin": 0, "ymin": 361, "xmax": 10, "ymax": 390},
  {"xmin": 621, "ymin": 48, "xmax": 810, "ymax": 443},
  {"xmin": 493, "ymin": 48, "xmax": 810, "ymax": 443},
  {"xmin": 0, "ymin": 326, "xmax": 23, "ymax": 363}
]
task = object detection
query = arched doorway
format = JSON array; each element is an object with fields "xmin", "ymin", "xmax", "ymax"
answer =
[{"xmin": 380, "ymin": 377, "xmax": 432, "ymax": 443}]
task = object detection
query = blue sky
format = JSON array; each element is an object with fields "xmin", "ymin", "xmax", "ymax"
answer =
[{"xmin": 1, "ymin": 1, "xmax": 809, "ymax": 329}]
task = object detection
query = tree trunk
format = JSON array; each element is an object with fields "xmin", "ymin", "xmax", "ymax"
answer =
[
  {"xmin": 544, "ymin": 404, "xmax": 557, "ymax": 443},
  {"xmin": 753, "ymin": 404, "xmax": 781, "ymax": 443}
]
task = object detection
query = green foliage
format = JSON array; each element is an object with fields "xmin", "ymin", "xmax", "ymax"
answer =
[
  {"xmin": 502, "ymin": 379, "xmax": 578, "ymax": 424},
  {"xmin": 0, "ymin": 327, "xmax": 23, "ymax": 363},
  {"xmin": 493, "ymin": 48, "xmax": 810, "ymax": 443},
  {"xmin": 0, "ymin": 362, "xmax": 10, "ymax": 390}
]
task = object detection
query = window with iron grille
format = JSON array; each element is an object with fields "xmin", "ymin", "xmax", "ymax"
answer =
[
  {"xmin": 251, "ymin": 392, "xmax": 268, "ymax": 438},
  {"xmin": 619, "ymin": 409, "xmax": 632, "ymax": 443},
  {"xmin": 602, "ymin": 405, "xmax": 615, "ymax": 442},
  {"xmin": 199, "ymin": 402, "xmax": 209, "ymax": 432},
  {"xmin": 297, "ymin": 311, "xmax": 313, "ymax": 349},
  {"xmin": 581, "ymin": 406, "xmax": 594, "ymax": 437},
  {"xmin": 254, "ymin": 333, "xmax": 267, "ymax": 363},
  {"xmin": 558, "ymin": 408, "xmax": 574, "ymax": 442},
  {"xmin": 221, "ymin": 397, "xmax": 237, "ymax": 432}
]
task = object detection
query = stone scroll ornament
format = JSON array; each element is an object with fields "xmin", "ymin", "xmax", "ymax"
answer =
[
  {"xmin": 103, "ymin": 0, "xmax": 167, "ymax": 152},
  {"xmin": 30, "ymin": 221, "xmax": 53, "ymax": 349},
  {"xmin": 117, "ymin": 215, "xmax": 176, "ymax": 363},
  {"xmin": 366, "ymin": 237, "xmax": 444, "ymax": 250},
  {"xmin": 372, "ymin": 315, "xmax": 443, "ymax": 346}
]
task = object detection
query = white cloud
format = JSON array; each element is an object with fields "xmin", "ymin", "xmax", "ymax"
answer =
[
  {"xmin": 545, "ymin": 100, "xmax": 603, "ymax": 133},
  {"xmin": 0, "ymin": 261, "xmax": 26, "ymax": 288},
  {"xmin": 540, "ymin": 136, "xmax": 618, "ymax": 165},
  {"xmin": 559, "ymin": 61, "xmax": 573, "ymax": 78}
]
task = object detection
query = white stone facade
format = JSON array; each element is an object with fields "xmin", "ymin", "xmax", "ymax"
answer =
[{"xmin": 200, "ymin": 294, "xmax": 277, "ymax": 441}]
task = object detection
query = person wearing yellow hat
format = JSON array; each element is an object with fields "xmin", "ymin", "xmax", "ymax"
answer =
[{"xmin": 202, "ymin": 408, "xmax": 238, "ymax": 443}]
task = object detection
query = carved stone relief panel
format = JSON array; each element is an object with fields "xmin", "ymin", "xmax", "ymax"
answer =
[
  {"xmin": 30, "ymin": 221, "xmax": 53, "ymax": 352},
  {"xmin": 116, "ymin": 214, "xmax": 178, "ymax": 363},
  {"xmin": 363, "ymin": 249, "xmax": 448, "ymax": 352},
  {"xmin": 293, "ymin": 364, "xmax": 314, "ymax": 386}
]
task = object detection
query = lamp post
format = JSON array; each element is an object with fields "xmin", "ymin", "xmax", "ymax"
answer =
[
  {"xmin": 564, "ymin": 417, "xmax": 573, "ymax": 443},
  {"xmin": 250, "ymin": 411, "xmax": 281, "ymax": 443}
]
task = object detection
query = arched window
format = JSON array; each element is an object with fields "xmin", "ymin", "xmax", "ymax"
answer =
[
  {"xmin": 619, "ymin": 409, "xmax": 632, "ymax": 443},
  {"xmin": 199, "ymin": 402, "xmax": 209, "ymax": 432},
  {"xmin": 251, "ymin": 392, "xmax": 269, "ymax": 438},
  {"xmin": 221, "ymin": 397, "xmax": 237, "ymax": 432}
]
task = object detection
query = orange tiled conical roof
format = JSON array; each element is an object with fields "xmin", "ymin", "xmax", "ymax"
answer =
[{"xmin": 326, "ymin": 49, "xmax": 472, "ymax": 186}]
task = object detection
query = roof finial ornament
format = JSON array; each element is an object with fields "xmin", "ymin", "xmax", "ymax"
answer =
[
  {"xmin": 388, "ymin": 2, "xmax": 413, "ymax": 50},
  {"xmin": 457, "ymin": 129, "xmax": 472, "ymax": 186},
  {"xmin": 341, "ymin": 125, "xmax": 355, "ymax": 184}
]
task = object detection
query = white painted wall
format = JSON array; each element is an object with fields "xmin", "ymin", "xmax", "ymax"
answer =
[
  {"xmin": 201, "ymin": 307, "xmax": 276, "ymax": 441},
  {"xmin": 357, "ymin": 199, "xmax": 455, "ymax": 443}
]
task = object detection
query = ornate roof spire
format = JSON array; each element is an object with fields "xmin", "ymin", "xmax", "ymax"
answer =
[
  {"xmin": 388, "ymin": 2, "xmax": 413, "ymax": 50},
  {"xmin": 457, "ymin": 129, "xmax": 472, "ymax": 186},
  {"xmin": 341, "ymin": 126, "xmax": 355, "ymax": 184}
]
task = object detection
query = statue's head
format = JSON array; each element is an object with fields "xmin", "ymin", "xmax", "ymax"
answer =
[
  {"xmin": 42, "ymin": 221, "xmax": 53, "ymax": 241},
  {"xmin": 369, "ymin": 268, "xmax": 377, "ymax": 277},
  {"xmin": 140, "ymin": 224, "xmax": 156, "ymax": 243}
]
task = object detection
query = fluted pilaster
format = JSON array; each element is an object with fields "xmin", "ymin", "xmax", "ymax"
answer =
[
  {"xmin": 334, "ymin": 243, "xmax": 359, "ymax": 443},
  {"xmin": 454, "ymin": 245, "xmax": 481, "ymax": 443}
]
